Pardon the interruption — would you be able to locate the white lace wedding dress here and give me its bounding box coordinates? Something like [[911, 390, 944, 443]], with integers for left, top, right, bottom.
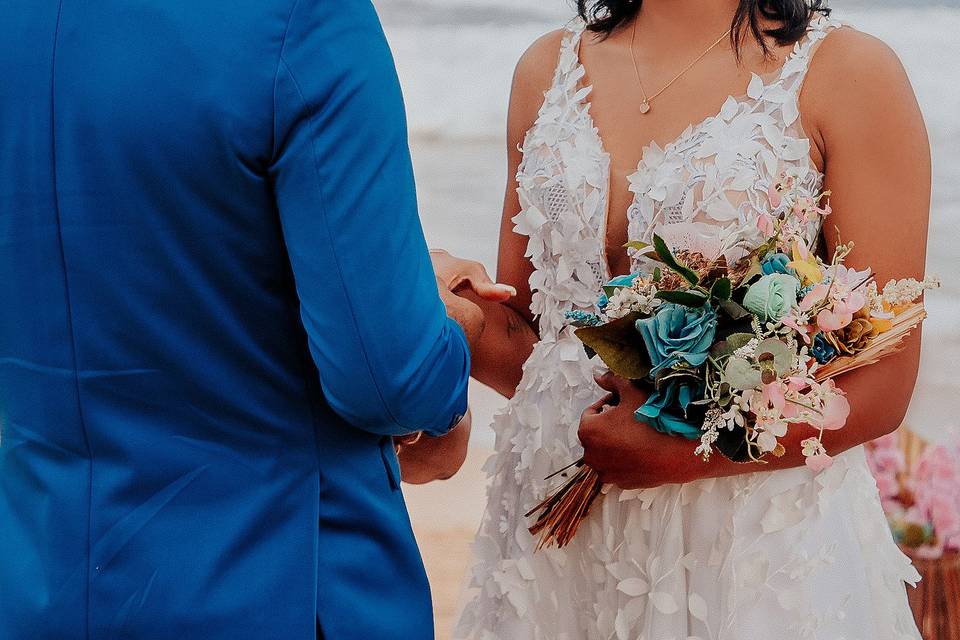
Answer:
[[455, 16, 922, 640]]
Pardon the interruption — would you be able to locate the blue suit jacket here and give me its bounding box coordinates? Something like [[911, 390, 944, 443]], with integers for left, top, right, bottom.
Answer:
[[0, 1, 471, 638]]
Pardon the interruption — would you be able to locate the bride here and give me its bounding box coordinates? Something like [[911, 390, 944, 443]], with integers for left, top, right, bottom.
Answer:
[[439, 0, 931, 638]]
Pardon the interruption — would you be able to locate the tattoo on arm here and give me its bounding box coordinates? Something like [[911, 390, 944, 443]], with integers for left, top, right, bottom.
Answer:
[[506, 311, 525, 337]]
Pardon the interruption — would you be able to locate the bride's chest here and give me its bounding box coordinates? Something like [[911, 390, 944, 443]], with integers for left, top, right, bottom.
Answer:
[[518, 96, 822, 273]]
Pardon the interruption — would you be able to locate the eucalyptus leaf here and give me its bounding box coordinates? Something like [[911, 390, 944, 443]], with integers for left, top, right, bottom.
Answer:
[[725, 333, 756, 351], [724, 356, 763, 390], [709, 340, 736, 359], [756, 338, 794, 376], [655, 289, 708, 308], [624, 240, 651, 252], [574, 312, 651, 380], [652, 234, 700, 286]]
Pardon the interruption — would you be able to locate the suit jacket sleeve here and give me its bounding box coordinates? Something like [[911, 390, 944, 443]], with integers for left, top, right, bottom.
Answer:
[[269, 0, 470, 437]]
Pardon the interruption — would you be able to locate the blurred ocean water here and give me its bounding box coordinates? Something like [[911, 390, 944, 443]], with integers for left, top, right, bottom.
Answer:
[[374, 0, 960, 442]]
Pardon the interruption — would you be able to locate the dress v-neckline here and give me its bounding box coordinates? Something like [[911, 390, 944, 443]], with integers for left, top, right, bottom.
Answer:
[[569, 24, 818, 280]]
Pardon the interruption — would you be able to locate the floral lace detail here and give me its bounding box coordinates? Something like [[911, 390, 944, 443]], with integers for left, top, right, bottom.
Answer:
[[455, 16, 922, 640], [626, 16, 831, 269]]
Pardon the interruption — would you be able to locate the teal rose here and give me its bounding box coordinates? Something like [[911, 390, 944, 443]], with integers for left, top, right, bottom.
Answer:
[[742, 273, 801, 322], [761, 252, 796, 277], [636, 377, 705, 440], [635, 303, 717, 377]]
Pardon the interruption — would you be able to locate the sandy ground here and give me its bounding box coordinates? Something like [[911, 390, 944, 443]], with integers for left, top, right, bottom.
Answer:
[[403, 382, 505, 639], [405, 447, 491, 640]]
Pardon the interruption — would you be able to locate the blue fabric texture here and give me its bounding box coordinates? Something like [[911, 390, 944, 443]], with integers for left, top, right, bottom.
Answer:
[[0, 1, 469, 638]]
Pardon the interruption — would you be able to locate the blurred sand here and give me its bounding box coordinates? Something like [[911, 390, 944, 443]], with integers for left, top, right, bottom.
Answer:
[[402, 383, 505, 639], [404, 448, 490, 640]]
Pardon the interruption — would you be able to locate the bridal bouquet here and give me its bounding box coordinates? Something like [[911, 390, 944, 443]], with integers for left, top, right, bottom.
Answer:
[[528, 172, 939, 549]]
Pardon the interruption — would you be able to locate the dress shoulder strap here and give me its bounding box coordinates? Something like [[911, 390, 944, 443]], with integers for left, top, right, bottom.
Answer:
[[535, 19, 591, 119], [777, 13, 845, 96]]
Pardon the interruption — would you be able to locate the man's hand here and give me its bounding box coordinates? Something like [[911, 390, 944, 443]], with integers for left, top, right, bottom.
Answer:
[[396, 409, 472, 484], [430, 250, 515, 347], [579, 373, 697, 490]]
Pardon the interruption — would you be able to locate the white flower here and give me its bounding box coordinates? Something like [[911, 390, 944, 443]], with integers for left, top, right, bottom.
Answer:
[[801, 437, 825, 458], [734, 338, 760, 360], [604, 279, 661, 319], [880, 276, 941, 307]]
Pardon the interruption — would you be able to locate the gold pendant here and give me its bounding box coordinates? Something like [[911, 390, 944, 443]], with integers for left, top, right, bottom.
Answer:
[[639, 101, 651, 114]]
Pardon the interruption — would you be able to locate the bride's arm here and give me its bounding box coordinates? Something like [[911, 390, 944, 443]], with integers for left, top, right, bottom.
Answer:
[[448, 31, 567, 398], [578, 29, 932, 489]]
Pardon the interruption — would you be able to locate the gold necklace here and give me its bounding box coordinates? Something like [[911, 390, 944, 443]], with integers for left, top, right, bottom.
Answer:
[[630, 20, 733, 114]]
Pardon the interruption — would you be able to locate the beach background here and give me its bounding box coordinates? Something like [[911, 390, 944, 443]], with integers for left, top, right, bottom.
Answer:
[[372, 1, 960, 636]]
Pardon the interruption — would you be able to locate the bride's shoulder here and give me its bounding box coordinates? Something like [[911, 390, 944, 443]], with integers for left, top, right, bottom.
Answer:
[[810, 24, 907, 82], [805, 24, 912, 103], [512, 28, 569, 91], [505, 28, 570, 123], [802, 23, 920, 138]]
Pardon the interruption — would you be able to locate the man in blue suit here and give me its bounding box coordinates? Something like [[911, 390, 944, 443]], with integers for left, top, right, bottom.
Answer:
[[0, 1, 500, 638]]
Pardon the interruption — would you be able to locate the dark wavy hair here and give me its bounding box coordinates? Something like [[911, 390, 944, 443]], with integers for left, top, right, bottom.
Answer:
[[577, 0, 831, 57]]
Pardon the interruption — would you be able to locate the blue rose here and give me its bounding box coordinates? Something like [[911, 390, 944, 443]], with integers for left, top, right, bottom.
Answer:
[[605, 273, 641, 289], [635, 303, 717, 378], [761, 252, 797, 276], [811, 333, 837, 365], [635, 377, 704, 440]]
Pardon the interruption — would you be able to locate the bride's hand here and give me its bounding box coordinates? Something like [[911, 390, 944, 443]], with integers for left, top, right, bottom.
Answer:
[[430, 249, 516, 302], [431, 249, 517, 346], [578, 373, 698, 490]]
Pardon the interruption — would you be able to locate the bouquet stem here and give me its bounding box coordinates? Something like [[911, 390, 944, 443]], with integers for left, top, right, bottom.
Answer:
[[526, 461, 603, 550]]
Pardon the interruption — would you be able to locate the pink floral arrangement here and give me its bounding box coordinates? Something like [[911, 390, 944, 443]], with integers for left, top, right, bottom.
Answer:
[[867, 430, 960, 559]]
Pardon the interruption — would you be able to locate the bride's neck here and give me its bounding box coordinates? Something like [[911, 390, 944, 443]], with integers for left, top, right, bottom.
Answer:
[[634, 0, 741, 41]]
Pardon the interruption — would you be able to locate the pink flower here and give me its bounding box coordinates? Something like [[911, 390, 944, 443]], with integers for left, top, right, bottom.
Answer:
[[762, 381, 787, 413], [757, 213, 775, 236], [799, 284, 828, 312], [817, 392, 850, 430], [806, 453, 834, 473], [782, 314, 812, 344], [816, 308, 853, 331], [767, 183, 783, 209]]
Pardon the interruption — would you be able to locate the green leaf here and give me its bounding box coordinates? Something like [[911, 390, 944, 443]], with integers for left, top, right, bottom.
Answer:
[[709, 332, 754, 360], [624, 241, 651, 252], [574, 312, 651, 380], [710, 277, 732, 301], [715, 425, 756, 463], [718, 299, 753, 321], [652, 234, 699, 286], [733, 255, 764, 288], [655, 289, 708, 308], [653, 267, 662, 282]]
